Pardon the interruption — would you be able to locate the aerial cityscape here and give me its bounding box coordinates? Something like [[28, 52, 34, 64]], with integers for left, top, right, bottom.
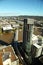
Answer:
[[0, 0, 43, 65]]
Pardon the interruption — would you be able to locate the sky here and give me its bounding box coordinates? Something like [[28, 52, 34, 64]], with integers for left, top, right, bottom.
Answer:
[[0, 0, 43, 16]]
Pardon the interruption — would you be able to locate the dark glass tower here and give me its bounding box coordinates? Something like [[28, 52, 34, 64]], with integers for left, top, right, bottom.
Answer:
[[23, 19, 34, 64]]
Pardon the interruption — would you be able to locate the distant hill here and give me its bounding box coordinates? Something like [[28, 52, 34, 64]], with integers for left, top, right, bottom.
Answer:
[[0, 16, 43, 21], [18, 16, 43, 21]]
